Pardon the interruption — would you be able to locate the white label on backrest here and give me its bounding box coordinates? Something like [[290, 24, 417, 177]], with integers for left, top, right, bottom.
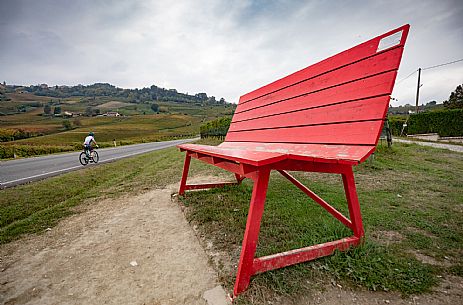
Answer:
[[377, 30, 403, 52]]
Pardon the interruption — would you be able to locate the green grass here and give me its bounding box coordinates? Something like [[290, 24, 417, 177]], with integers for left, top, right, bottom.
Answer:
[[180, 142, 463, 303]]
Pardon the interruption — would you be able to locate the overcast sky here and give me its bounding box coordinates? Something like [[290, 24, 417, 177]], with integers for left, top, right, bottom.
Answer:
[[1, 0, 462, 106]]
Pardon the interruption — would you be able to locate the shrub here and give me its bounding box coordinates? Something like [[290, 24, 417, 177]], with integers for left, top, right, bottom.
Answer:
[[0, 128, 44, 142], [0, 144, 75, 159], [200, 116, 232, 139], [408, 109, 463, 137], [388, 116, 408, 136], [151, 103, 159, 113], [54, 106, 62, 115], [62, 120, 72, 130], [43, 104, 51, 115]]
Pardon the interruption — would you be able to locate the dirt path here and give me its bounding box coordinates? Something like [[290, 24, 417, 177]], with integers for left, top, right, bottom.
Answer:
[[393, 138, 463, 153], [0, 188, 228, 305]]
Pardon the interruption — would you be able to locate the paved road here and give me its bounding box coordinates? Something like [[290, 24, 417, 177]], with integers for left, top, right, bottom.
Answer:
[[0, 138, 197, 189], [393, 138, 463, 153]]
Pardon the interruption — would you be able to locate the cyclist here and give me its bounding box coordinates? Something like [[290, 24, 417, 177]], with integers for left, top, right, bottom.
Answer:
[[83, 132, 98, 157]]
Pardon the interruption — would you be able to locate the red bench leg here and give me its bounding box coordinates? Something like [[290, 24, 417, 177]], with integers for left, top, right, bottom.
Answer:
[[235, 173, 245, 184], [179, 153, 191, 196], [342, 168, 365, 239], [234, 169, 271, 296], [179, 154, 246, 196]]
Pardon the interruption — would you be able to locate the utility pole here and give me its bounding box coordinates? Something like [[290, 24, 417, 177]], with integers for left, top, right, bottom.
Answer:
[[415, 68, 421, 113]]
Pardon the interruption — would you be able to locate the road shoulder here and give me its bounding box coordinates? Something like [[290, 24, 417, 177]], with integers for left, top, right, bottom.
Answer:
[[0, 187, 226, 305]]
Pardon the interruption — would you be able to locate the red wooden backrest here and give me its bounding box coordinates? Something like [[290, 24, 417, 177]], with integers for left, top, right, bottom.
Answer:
[[225, 25, 409, 146]]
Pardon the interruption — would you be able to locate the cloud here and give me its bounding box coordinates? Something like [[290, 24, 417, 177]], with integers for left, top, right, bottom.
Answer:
[[0, 0, 462, 105]]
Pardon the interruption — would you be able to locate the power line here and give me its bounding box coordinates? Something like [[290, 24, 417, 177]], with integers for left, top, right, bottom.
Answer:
[[396, 69, 418, 84], [422, 58, 463, 71], [395, 58, 463, 85]]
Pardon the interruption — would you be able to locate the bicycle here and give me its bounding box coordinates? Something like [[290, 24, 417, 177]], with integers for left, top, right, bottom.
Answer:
[[79, 146, 99, 166]]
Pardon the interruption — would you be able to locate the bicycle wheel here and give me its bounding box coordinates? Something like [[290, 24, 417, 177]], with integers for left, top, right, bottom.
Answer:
[[79, 152, 88, 166], [91, 151, 99, 163]]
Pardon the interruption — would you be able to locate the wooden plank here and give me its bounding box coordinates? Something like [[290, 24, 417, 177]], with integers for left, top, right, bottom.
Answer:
[[229, 96, 389, 132], [185, 182, 239, 190], [232, 71, 396, 123], [252, 236, 360, 274], [235, 48, 403, 114], [240, 24, 409, 104], [177, 144, 286, 166], [225, 120, 384, 145]]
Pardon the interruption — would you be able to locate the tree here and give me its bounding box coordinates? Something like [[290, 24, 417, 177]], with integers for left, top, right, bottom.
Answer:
[[85, 106, 93, 116], [151, 103, 159, 113], [207, 96, 217, 104], [53, 106, 62, 115], [44, 104, 52, 115], [17, 105, 27, 112], [444, 84, 463, 109], [195, 93, 208, 100], [62, 120, 72, 130], [0, 87, 10, 101]]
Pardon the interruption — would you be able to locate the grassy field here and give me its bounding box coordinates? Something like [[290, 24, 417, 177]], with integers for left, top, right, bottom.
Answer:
[[1, 141, 462, 304], [9, 114, 198, 145], [0, 92, 234, 158], [0, 113, 200, 158]]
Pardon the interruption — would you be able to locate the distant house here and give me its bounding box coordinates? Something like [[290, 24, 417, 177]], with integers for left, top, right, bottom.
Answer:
[[105, 111, 120, 117]]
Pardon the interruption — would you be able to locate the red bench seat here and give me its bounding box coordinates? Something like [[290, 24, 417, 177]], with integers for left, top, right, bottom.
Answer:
[[179, 142, 375, 165]]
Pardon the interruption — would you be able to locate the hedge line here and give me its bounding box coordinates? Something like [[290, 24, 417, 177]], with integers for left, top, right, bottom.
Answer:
[[388, 109, 463, 137], [388, 116, 408, 136], [0, 128, 44, 142], [0, 144, 76, 159], [408, 109, 463, 137]]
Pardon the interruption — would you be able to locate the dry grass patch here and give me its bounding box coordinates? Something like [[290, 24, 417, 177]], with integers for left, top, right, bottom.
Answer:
[[96, 101, 132, 109]]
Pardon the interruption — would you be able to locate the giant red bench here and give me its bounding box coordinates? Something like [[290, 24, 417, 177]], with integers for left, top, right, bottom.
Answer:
[[178, 25, 409, 296]]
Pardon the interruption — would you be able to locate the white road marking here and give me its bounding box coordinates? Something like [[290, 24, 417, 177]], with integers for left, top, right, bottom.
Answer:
[[2, 165, 83, 185]]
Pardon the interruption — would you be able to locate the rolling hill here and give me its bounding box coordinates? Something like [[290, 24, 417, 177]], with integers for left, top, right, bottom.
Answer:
[[0, 83, 235, 158]]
